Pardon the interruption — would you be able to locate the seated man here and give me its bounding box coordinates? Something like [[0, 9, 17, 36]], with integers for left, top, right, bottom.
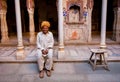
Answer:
[[36, 21, 54, 78]]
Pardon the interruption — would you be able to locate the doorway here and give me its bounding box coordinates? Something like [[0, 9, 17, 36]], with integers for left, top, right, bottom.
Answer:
[[35, 0, 58, 38]]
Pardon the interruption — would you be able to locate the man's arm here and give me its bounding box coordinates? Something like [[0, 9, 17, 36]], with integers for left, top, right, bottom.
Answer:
[[36, 33, 44, 50], [47, 33, 54, 49]]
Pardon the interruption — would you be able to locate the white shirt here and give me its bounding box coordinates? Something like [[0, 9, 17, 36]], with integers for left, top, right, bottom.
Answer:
[[37, 31, 54, 50]]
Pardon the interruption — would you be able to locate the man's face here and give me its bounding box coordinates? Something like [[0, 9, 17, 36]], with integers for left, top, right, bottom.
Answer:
[[42, 26, 49, 34]]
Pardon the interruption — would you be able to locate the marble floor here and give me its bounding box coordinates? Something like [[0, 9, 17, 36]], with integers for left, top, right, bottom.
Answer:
[[0, 44, 119, 62]]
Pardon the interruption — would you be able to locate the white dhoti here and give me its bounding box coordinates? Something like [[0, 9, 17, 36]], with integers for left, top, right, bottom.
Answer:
[[37, 49, 53, 71]]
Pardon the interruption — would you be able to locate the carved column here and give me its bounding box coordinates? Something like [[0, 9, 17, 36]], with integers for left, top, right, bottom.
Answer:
[[113, 8, 120, 42], [87, 9, 92, 42], [15, 0, 25, 60], [87, 0, 94, 42], [113, 8, 117, 41], [27, 0, 35, 44], [0, 0, 9, 43], [113, 0, 120, 42]]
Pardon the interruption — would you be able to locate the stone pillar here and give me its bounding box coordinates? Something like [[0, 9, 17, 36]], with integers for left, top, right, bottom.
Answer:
[[27, 0, 35, 44], [87, 0, 94, 42], [113, 8, 117, 41], [15, 0, 25, 60], [113, 0, 120, 42], [87, 9, 92, 42], [113, 8, 120, 42], [100, 0, 108, 48], [58, 0, 65, 59], [0, 0, 9, 43], [113, 3, 120, 42]]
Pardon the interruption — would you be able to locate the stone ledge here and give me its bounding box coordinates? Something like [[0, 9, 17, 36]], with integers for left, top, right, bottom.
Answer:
[[0, 56, 120, 63]]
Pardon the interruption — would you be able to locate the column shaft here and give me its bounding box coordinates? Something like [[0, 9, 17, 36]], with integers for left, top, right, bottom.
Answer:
[[100, 0, 108, 48], [58, 0, 64, 49], [58, 0, 65, 59], [0, 12, 9, 43], [15, 0, 25, 60], [29, 12, 35, 44]]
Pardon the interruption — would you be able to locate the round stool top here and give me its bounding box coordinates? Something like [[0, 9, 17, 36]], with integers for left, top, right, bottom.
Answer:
[[90, 49, 107, 53]]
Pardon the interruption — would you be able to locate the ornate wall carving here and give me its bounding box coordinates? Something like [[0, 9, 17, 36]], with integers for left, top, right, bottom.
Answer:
[[66, 0, 83, 23], [63, 0, 93, 43]]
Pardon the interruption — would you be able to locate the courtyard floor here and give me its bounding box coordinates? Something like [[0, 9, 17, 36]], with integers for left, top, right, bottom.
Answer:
[[0, 34, 120, 82], [0, 62, 120, 82]]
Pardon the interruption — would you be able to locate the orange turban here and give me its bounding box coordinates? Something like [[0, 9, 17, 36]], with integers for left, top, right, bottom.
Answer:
[[41, 21, 50, 28]]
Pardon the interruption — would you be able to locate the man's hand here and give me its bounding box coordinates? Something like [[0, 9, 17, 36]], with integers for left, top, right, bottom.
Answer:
[[42, 50, 46, 55], [45, 49, 48, 54], [41, 49, 48, 55]]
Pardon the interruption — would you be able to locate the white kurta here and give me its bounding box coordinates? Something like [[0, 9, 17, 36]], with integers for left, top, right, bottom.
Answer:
[[37, 31, 54, 50], [36, 31, 54, 71]]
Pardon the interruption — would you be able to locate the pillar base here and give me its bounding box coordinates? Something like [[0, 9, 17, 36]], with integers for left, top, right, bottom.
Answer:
[[58, 50, 65, 59], [29, 37, 36, 44], [58, 47, 65, 59], [16, 48, 25, 60], [100, 44, 107, 49], [88, 37, 92, 43], [29, 32, 36, 44], [1, 38, 9, 43]]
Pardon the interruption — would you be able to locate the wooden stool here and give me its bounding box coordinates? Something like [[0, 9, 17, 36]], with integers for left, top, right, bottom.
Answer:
[[89, 49, 109, 71]]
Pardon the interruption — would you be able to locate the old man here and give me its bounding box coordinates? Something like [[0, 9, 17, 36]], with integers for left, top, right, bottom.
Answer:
[[36, 21, 54, 78]]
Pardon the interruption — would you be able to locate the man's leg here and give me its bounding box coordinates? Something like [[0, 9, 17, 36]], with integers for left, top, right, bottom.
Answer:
[[37, 49, 45, 78], [45, 49, 53, 77], [45, 49, 53, 70]]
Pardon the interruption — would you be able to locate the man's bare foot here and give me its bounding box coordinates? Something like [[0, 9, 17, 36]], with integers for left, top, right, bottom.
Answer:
[[46, 70, 51, 77], [39, 70, 44, 78]]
